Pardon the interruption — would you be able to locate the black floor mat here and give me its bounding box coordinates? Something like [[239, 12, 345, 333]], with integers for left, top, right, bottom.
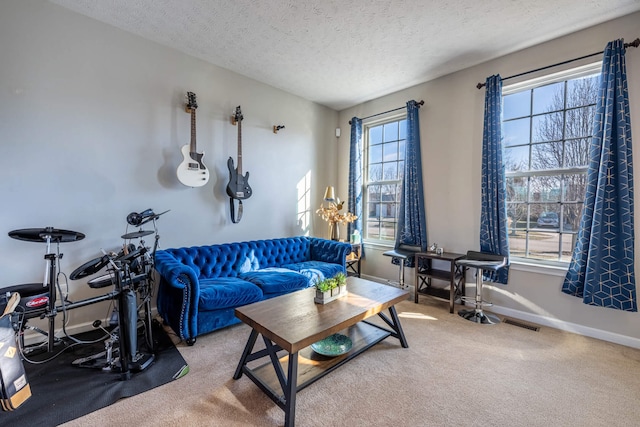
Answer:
[[0, 320, 188, 426]]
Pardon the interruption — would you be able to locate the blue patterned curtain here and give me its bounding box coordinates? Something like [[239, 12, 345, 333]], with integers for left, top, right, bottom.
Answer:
[[480, 75, 510, 284], [394, 100, 427, 266], [347, 118, 364, 244], [562, 39, 636, 312]]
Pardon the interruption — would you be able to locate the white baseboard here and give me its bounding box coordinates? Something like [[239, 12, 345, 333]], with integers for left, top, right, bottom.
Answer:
[[21, 308, 158, 347], [489, 305, 640, 349], [22, 320, 99, 346], [362, 274, 640, 349]]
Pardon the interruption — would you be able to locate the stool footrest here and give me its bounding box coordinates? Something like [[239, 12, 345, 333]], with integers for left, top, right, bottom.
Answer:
[[460, 296, 493, 307], [458, 309, 500, 325]]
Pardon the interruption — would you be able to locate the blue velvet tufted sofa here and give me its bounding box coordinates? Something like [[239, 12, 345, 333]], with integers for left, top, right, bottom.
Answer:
[[154, 236, 351, 345]]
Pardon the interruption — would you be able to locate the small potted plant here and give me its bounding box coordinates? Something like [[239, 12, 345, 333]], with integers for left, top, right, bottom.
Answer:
[[314, 272, 348, 304]]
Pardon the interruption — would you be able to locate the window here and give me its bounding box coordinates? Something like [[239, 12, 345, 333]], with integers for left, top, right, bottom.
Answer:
[[364, 117, 406, 242], [503, 64, 600, 264]]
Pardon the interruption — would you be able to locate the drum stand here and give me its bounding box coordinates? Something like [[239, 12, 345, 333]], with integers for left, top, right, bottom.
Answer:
[[71, 257, 155, 379]]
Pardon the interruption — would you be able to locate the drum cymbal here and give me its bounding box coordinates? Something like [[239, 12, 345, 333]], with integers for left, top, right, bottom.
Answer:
[[70, 255, 110, 280], [121, 230, 154, 239], [9, 227, 85, 243]]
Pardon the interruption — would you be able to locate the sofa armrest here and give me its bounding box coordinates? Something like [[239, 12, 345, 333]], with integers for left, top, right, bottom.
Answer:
[[154, 250, 200, 342], [309, 237, 352, 270]]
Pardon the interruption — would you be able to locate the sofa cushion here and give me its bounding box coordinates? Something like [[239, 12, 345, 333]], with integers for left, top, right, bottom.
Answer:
[[198, 277, 263, 310], [280, 261, 344, 286], [239, 267, 310, 295]]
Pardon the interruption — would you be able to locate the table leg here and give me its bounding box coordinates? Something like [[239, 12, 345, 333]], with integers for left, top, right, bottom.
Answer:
[[284, 351, 298, 427], [388, 306, 409, 348], [233, 329, 259, 380]]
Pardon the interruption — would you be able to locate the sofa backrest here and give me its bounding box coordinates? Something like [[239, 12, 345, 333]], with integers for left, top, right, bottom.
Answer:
[[162, 237, 312, 279]]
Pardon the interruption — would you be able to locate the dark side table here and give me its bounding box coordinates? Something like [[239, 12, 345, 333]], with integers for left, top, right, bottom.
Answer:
[[415, 251, 466, 313], [345, 243, 361, 277]]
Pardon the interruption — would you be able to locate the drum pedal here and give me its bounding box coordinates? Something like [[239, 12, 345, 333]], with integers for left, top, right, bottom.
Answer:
[[71, 351, 108, 368], [129, 352, 154, 372]]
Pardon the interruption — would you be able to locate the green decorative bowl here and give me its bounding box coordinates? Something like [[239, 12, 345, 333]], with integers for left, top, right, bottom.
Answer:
[[311, 333, 353, 356]]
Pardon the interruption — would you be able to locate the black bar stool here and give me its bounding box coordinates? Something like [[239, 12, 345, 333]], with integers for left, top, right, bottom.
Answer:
[[455, 251, 507, 324], [383, 245, 421, 289]]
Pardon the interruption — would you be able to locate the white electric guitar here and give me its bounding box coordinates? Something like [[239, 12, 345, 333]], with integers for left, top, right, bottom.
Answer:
[[177, 92, 209, 187]]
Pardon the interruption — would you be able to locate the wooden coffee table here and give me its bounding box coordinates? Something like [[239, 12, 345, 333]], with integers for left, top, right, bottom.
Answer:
[[233, 277, 409, 427]]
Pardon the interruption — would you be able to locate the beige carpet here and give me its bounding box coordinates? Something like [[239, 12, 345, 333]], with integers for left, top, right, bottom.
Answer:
[[62, 296, 640, 427]]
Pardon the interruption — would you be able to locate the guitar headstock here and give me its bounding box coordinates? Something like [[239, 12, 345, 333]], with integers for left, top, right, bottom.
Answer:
[[186, 92, 198, 112], [232, 106, 243, 125]]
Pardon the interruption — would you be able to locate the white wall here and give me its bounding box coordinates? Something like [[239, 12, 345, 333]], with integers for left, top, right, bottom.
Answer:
[[0, 1, 338, 331], [338, 12, 640, 347]]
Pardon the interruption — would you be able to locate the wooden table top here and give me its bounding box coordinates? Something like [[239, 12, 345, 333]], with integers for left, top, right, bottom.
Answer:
[[235, 277, 409, 354]]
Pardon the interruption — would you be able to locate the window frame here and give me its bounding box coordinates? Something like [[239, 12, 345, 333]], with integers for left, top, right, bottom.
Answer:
[[502, 62, 601, 267], [362, 113, 407, 246]]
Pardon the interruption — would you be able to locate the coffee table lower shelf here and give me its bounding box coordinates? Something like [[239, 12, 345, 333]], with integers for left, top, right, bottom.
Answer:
[[247, 322, 389, 397]]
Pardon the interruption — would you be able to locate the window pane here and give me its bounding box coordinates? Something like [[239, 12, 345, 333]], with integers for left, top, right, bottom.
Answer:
[[565, 106, 595, 138], [533, 112, 563, 142], [505, 145, 529, 172], [563, 175, 586, 202], [369, 126, 382, 144], [503, 91, 530, 119], [506, 177, 528, 202], [503, 118, 530, 147], [528, 231, 560, 261], [381, 203, 396, 220], [398, 119, 407, 140], [563, 202, 583, 232], [533, 82, 564, 115], [383, 162, 398, 180], [383, 142, 398, 161], [508, 230, 527, 258], [381, 185, 397, 203], [398, 139, 405, 160], [367, 221, 380, 239], [367, 203, 380, 220], [533, 204, 560, 229], [531, 141, 562, 170], [567, 75, 598, 108], [560, 234, 576, 262], [383, 122, 399, 142], [530, 176, 561, 202], [368, 185, 381, 201], [369, 163, 382, 182], [380, 220, 395, 240], [564, 138, 589, 167], [507, 202, 528, 230], [397, 161, 404, 181], [369, 144, 382, 163], [394, 183, 402, 203]]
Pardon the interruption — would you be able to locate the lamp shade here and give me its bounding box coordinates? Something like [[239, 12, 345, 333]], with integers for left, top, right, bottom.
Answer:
[[323, 186, 336, 202]]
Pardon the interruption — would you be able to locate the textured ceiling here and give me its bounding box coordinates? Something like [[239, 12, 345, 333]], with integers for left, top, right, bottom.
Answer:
[[48, 0, 640, 111]]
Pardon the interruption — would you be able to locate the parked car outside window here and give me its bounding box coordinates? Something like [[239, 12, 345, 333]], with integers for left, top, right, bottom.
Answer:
[[537, 212, 559, 228]]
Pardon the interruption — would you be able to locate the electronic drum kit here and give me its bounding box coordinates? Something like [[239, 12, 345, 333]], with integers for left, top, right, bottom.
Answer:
[[2, 209, 169, 380]]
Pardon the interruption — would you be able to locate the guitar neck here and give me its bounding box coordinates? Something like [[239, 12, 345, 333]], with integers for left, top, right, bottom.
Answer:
[[190, 109, 196, 152], [236, 119, 242, 174]]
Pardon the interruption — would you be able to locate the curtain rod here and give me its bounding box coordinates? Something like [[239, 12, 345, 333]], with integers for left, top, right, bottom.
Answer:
[[348, 100, 424, 125], [476, 37, 640, 89]]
